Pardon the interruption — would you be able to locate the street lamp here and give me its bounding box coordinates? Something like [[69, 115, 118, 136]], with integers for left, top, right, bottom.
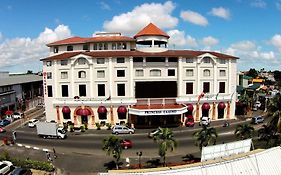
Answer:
[[136, 151, 142, 168]]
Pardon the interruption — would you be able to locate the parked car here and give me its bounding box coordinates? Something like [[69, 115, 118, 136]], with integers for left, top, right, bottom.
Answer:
[[255, 101, 261, 108], [28, 119, 39, 128], [120, 139, 133, 149], [0, 160, 13, 175], [0, 127, 6, 133], [112, 125, 135, 135], [199, 116, 210, 126], [148, 127, 161, 138], [10, 167, 32, 175], [0, 119, 11, 127], [185, 115, 195, 127], [251, 116, 264, 124], [13, 112, 23, 120]]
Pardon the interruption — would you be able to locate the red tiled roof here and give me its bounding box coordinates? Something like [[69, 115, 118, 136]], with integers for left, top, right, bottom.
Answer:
[[41, 50, 238, 61], [47, 36, 135, 46], [134, 23, 170, 39], [131, 104, 185, 110]]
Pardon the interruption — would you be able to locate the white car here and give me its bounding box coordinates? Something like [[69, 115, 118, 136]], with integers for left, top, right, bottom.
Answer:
[[28, 119, 39, 128], [112, 125, 135, 135], [13, 112, 23, 119], [0, 160, 13, 175]]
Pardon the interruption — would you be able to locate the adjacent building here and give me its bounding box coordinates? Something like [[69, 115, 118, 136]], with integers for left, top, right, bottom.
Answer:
[[41, 23, 238, 129]]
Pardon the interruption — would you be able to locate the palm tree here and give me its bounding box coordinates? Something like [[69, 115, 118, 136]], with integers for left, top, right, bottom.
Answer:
[[102, 135, 123, 169], [258, 124, 275, 148], [267, 93, 281, 133], [193, 126, 218, 150], [234, 124, 254, 140], [152, 127, 177, 166], [239, 90, 252, 113]]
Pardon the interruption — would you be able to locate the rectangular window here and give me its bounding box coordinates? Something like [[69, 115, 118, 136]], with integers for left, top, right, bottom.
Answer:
[[99, 43, 103, 50], [117, 57, 125, 63], [46, 61, 52, 66], [186, 58, 194, 63], [219, 82, 225, 93], [104, 43, 108, 50], [61, 85, 69, 97], [203, 82, 210, 93], [98, 84, 105, 96], [168, 57, 178, 62], [150, 69, 161, 76], [219, 59, 226, 64], [203, 69, 211, 76], [117, 84, 125, 96], [186, 69, 194, 76], [83, 44, 89, 50], [135, 69, 144, 77], [117, 70, 125, 77], [79, 85, 86, 97], [93, 43, 98, 50], [53, 47, 59, 53], [220, 70, 226, 76], [122, 43, 127, 49], [168, 69, 175, 76], [47, 86, 53, 97], [61, 60, 68, 66], [47, 72, 52, 79], [97, 70, 105, 78], [133, 57, 143, 62], [97, 58, 105, 64], [186, 83, 193, 94], [67, 45, 73, 51], [61, 72, 68, 79]]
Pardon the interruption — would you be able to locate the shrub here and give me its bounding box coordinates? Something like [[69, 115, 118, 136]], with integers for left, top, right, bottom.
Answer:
[[95, 122, 101, 130], [106, 123, 112, 130], [80, 125, 85, 132], [69, 124, 74, 132]]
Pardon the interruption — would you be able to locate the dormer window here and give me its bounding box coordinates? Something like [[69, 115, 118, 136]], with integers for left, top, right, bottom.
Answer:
[[61, 60, 68, 66], [67, 45, 73, 51], [78, 57, 87, 65], [53, 46, 59, 53]]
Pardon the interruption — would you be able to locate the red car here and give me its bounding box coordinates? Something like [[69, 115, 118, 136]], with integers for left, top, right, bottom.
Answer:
[[185, 115, 195, 127], [0, 127, 6, 133], [120, 139, 132, 149]]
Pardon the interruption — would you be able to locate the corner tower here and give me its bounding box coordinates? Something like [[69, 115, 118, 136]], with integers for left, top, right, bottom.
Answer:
[[134, 23, 169, 52]]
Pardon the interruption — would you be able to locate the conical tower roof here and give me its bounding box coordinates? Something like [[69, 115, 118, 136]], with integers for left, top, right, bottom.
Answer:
[[134, 23, 170, 39]]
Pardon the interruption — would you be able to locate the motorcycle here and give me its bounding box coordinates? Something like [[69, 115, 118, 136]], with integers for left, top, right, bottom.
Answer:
[[223, 121, 230, 127]]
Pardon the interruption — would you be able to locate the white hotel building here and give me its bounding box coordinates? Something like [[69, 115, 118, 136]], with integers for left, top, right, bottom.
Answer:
[[41, 23, 237, 129]]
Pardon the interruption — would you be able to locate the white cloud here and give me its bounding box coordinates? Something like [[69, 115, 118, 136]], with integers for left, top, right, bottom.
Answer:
[[0, 25, 72, 69], [180, 10, 208, 26], [103, 1, 178, 35], [230, 40, 256, 51], [269, 34, 281, 52], [250, 0, 267, 8], [167, 29, 198, 48], [99, 1, 111, 10], [209, 7, 230, 20], [201, 36, 219, 48]]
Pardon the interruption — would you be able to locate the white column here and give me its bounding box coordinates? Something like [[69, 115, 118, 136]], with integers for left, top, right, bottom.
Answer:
[[228, 60, 231, 94], [177, 57, 183, 97], [213, 62, 217, 94], [196, 61, 201, 94], [71, 64, 75, 97], [108, 57, 113, 97], [54, 61, 59, 97], [129, 57, 134, 98], [89, 63, 93, 97]]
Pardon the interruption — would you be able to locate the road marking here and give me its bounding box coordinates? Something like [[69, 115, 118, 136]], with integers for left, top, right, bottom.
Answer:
[[33, 147, 39, 150], [43, 148, 49, 152], [17, 143, 23, 147], [25, 145, 31, 148]]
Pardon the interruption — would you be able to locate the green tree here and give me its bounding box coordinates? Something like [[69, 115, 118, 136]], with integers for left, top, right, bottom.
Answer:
[[102, 136, 123, 169], [239, 90, 252, 113], [246, 68, 258, 78], [193, 126, 218, 150], [258, 124, 275, 148], [152, 127, 177, 166], [267, 93, 281, 133], [234, 124, 254, 140]]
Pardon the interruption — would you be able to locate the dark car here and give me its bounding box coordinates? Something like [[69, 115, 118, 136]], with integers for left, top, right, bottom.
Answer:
[[120, 139, 133, 149], [10, 167, 32, 175], [0, 119, 11, 127]]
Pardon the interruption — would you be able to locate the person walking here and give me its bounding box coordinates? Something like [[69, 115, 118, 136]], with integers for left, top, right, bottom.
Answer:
[[53, 148, 57, 159], [46, 151, 52, 162], [12, 130, 17, 142]]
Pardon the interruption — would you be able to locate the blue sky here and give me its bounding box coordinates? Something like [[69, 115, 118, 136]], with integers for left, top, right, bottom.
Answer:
[[0, 0, 281, 73]]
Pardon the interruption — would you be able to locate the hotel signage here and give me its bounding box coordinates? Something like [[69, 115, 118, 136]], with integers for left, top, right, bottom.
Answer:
[[129, 108, 187, 116]]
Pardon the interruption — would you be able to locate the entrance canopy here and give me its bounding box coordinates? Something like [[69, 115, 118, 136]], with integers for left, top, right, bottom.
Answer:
[[129, 104, 187, 116]]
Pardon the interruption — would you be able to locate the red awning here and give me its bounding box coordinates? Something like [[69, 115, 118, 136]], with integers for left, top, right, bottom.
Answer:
[[117, 106, 127, 113], [62, 106, 71, 113], [186, 104, 194, 111], [79, 109, 90, 116], [218, 102, 226, 109], [5, 110, 13, 115], [202, 103, 210, 110], [97, 106, 107, 114]]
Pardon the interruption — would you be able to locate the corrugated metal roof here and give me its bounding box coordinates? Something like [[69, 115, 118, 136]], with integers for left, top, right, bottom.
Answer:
[[102, 146, 281, 175], [0, 74, 43, 86]]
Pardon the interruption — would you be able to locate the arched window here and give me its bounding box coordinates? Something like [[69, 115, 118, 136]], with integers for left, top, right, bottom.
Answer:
[[77, 57, 87, 65], [203, 69, 211, 76], [202, 56, 211, 63], [150, 69, 161, 76], [78, 71, 86, 78]]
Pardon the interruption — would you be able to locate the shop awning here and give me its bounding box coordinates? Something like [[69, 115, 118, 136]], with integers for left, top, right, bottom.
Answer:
[[62, 106, 71, 113], [202, 103, 210, 110], [117, 106, 127, 113], [97, 106, 107, 114]]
